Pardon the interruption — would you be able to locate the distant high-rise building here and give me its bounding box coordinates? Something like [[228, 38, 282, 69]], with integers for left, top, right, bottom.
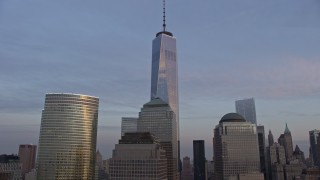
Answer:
[[181, 156, 193, 180], [214, 113, 262, 180], [268, 143, 286, 166], [193, 140, 206, 180], [267, 143, 286, 180], [292, 145, 306, 166], [121, 117, 138, 136], [257, 125, 268, 180], [25, 169, 36, 180], [108, 132, 168, 180], [268, 130, 275, 146], [283, 163, 302, 180], [278, 123, 294, 163], [95, 150, 107, 180], [137, 98, 178, 180], [235, 98, 257, 124], [309, 129, 320, 166], [0, 154, 21, 180], [37, 93, 99, 179], [318, 132, 320, 167], [18, 144, 36, 180]]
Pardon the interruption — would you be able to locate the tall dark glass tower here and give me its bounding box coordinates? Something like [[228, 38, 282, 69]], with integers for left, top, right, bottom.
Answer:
[[309, 129, 320, 166], [193, 140, 206, 180]]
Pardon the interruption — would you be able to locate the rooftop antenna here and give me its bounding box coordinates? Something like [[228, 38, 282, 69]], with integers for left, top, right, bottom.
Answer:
[[163, 0, 166, 32]]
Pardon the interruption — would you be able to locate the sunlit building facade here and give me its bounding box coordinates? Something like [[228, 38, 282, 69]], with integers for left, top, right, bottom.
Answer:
[[137, 98, 178, 180], [150, 31, 179, 140], [37, 93, 99, 180]]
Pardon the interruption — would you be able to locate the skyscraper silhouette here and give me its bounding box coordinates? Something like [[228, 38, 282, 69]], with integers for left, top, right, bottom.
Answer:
[[193, 140, 206, 180], [309, 129, 320, 166], [278, 123, 293, 163], [37, 93, 99, 179]]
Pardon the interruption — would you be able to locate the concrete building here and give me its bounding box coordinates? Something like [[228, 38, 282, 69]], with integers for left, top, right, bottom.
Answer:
[[193, 140, 206, 180], [267, 143, 286, 180], [108, 132, 167, 180], [293, 145, 306, 167], [18, 144, 36, 179], [309, 129, 320, 167], [318, 133, 320, 167], [0, 154, 21, 180], [229, 172, 264, 180], [235, 98, 257, 124], [37, 93, 99, 180], [268, 143, 286, 166], [268, 130, 275, 146], [214, 113, 262, 180], [95, 150, 108, 180], [121, 117, 138, 136], [278, 123, 294, 163], [25, 169, 36, 180], [257, 125, 268, 180], [181, 156, 193, 180], [271, 164, 285, 180], [137, 98, 178, 180], [301, 168, 320, 180], [206, 160, 214, 180], [284, 163, 303, 180]]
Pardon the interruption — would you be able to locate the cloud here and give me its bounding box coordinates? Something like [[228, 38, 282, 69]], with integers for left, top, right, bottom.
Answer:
[[181, 57, 320, 99]]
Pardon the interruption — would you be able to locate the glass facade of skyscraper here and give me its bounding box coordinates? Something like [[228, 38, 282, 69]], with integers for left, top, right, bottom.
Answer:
[[37, 93, 99, 180], [150, 33, 179, 140], [235, 98, 257, 124], [121, 117, 138, 136], [309, 129, 320, 166]]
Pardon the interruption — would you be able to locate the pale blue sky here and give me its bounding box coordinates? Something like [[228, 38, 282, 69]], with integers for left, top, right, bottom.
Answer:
[[0, 0, 319, 159]]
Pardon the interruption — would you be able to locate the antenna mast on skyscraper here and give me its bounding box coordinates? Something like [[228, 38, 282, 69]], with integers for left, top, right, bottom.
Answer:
[[156, 0, 172, 37], [163, 0, 166, 32]]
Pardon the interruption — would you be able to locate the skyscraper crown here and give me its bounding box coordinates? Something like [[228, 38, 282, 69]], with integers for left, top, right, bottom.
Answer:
[[284, 123, 291, 134]]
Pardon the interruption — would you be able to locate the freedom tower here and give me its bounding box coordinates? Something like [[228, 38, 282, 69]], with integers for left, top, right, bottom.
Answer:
[[151, 1, 179, 141], [150, 0, 180, 172]]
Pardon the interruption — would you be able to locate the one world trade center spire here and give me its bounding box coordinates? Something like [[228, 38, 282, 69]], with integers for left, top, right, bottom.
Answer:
[[150, 0, 179, 141]]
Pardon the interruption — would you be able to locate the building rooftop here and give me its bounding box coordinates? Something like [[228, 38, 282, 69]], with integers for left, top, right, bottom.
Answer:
[[219, 113, 246, 123], [143, 98, 169, 108], [0, 154, 19, 163]]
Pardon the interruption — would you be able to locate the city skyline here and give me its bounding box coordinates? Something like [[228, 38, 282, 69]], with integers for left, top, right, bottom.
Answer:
[[1, 0, 320, 159]]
